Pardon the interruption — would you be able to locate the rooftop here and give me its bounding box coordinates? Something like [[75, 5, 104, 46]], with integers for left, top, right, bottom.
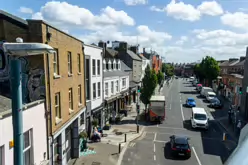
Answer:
[[120, 61, 132, 71], [126, 50, 142, 61], [104, 70, 129, 78]]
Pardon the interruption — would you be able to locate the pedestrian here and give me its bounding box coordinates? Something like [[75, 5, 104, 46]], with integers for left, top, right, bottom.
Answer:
[[237, 120, 242, 135]]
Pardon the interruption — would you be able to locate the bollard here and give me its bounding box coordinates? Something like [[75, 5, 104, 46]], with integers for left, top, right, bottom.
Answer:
[[223, 133, 226, 141], [137, 125, 139, 133], [119, 143, 121, 153], [124, 134, 127, 142]]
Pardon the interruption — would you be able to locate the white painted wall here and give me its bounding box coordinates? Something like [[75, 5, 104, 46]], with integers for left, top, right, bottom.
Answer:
[[0, 102, 47, 165], [141, 59, 150, 79], [120, 75, 129, 92], [133, 60, 142, 82], [104, 77, 120, 99], [84, 44, 103, 110]]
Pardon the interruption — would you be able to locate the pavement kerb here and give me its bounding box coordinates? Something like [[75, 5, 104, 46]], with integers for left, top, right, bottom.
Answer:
[[116, 126, 145, 165], [217, 120, 238, 143]]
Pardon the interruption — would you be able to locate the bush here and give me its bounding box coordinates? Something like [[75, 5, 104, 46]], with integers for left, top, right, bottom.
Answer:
[[79, 131, 88, 139]]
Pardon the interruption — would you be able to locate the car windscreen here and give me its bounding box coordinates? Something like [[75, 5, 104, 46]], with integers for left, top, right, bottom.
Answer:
[[194, 113, 207, 120], [174, 143, 188, 149], [208, 94, 216, 97], [188, 99, 194, 102]]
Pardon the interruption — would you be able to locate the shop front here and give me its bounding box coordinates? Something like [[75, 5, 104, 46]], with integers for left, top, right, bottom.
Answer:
[[103, 94, 120, 124]]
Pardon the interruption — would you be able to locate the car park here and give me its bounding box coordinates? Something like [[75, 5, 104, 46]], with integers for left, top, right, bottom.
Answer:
[[170, 135, 191, 158]]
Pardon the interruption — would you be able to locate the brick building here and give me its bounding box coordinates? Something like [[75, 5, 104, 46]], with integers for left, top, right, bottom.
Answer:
[[0, 10, 86, 165]]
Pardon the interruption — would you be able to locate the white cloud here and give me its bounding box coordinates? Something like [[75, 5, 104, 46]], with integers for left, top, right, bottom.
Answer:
[[19, 7, 33, 14], [123, 0, 148, 6], [221, 12, 248, 30], [165, 0, 201, 21], [197, 1, 223, 16], [31, 1, 135, 30], [150, 0, 223, 21], [175, 36, 188, 45]]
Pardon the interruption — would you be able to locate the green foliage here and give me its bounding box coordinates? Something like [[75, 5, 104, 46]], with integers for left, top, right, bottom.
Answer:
[[194, 56, 220, 82], [140, 65, 157, 106], [79, 131, 88, 139], [162, 63, 166, 73], [163, 63, 174, 77], [157, 71, 165, 85]]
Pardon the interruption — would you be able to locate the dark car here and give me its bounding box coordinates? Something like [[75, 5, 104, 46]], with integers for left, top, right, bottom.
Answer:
[[209, 98, 223, 109], [170, 135, 191, 158]]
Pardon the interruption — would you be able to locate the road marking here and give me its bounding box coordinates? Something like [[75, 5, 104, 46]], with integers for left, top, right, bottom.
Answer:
[[157, 124, 158, 127], [180, 104, 185, 121], [154, 140, 168, 143], [154, 126, 186, 130], [154, 155, 156, 161], [192, 146, 202, 165], [129, 142, 135, 147], [154, 143, 156, 152], [154, 133, 157, 141], [169, 104, 171, 110]]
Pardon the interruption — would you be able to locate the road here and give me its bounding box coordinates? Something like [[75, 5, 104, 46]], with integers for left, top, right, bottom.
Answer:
[[121, 78, 237, 165]]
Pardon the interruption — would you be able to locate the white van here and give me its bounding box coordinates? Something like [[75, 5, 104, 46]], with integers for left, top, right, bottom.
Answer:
[[206, 92, 216, 102], [191, 107, 209, 130], [200, 87, 213, 97]]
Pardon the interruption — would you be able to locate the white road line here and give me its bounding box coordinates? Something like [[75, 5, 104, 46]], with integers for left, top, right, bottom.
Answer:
[[154, 143, 156, 152], [154, 133, 157, 141], [157, 124, 158, 127], [180, 104, 185, 121], [169, 104, 171, 110], [154, 140, 168, 143], [192, 146, 202, 165], [154, 155, 156, 161], [155, 126, 186, 130]]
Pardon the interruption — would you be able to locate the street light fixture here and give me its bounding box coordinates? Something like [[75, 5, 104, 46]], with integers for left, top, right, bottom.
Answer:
[[2, 38, 54, 165]]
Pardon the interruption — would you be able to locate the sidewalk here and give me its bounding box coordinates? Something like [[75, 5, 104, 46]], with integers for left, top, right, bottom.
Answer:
[[68, 143, 119, 165]]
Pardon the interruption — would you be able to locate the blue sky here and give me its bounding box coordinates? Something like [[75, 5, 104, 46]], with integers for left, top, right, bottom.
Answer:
[[2, 0, 248, 62]]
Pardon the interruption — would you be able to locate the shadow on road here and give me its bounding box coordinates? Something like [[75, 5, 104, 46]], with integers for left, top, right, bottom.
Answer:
[[180, 91, 198, 95], [163, 142, 189, 161]]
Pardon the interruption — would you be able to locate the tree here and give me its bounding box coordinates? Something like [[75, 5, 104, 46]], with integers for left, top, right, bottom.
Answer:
[[140, 65, 157, 109], [193, 63, 205, 82], [157, 70, 165, 85], [162, 63, 166, 73], [164, 64, 174, 77], [195, 56, 220, 86]]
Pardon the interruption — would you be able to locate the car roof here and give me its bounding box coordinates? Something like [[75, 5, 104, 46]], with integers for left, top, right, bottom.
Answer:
[[174, 136, 188, 144], [192, 107, 207, 115], [187, 98, 194, 100], [207, 92, 216, 95]]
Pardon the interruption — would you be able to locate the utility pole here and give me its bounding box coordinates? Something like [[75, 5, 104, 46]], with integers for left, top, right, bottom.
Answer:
[[136, 87, 140, 133]]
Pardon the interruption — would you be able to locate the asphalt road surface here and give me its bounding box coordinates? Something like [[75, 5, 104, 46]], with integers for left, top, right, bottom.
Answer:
[[121, 78, 237, 165]]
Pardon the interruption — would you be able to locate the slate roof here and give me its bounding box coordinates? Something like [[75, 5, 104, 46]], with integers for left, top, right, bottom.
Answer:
[[219, 61, 230, 66], [127, 50, 142, 61], [106, 48, 118, 57], [234, 60, 245, 66], [120, 61, 132, 71], [104, 70, 129, 77]]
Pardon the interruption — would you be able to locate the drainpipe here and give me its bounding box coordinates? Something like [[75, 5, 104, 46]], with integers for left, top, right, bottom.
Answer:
[[45, 25, 54, 165]]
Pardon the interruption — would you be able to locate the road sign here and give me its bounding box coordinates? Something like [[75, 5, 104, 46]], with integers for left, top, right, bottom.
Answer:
[[137, 90, 140, 93]]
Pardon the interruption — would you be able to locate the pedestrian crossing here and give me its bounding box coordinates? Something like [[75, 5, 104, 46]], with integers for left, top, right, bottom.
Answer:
[[129, 142, 136, 147]]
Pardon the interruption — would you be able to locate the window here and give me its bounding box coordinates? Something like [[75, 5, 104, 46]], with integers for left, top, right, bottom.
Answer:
[[68, 52, 72, 74], [69, 88, 73, 110], [86, 59, 90, 100], [111, 62, 114, 70], [78, 85, 82, 105], [55, 93, 61, 118], [116, 63, 118, 69], [80, 112, 85, 125], [23, 130, 32, 165], [0, 145, 4, 165], [122, 78, 126, 88], [92, 59, 96, 75], [53, 136, 61, 164], [97, 82, 101, 97], [106, 62, 109, 70], [111, 81, 114, 94], [93, 83, 96, 99], [105, 82, 108, 96], [116, 81, 119, 92], [53, 48, 59, 75], [97, 60, 100, 75], [77, 54, 81, 73]]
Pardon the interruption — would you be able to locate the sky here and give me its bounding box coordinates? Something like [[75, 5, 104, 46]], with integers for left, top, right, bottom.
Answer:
[[2, 0, 248, 63]]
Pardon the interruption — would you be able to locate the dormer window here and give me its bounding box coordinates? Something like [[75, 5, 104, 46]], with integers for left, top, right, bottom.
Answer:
[[111, 62, 114, 70], [113, 60, 116, 70], [103, 59, 106, 72], [108, 60, 112, 71], [116, 62, 118, 69]]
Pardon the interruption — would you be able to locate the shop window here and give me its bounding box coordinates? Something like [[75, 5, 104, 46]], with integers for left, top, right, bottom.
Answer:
[[80, 112, 85, 125], [53, 135, 61, 165], [23, 129, 33, 165]]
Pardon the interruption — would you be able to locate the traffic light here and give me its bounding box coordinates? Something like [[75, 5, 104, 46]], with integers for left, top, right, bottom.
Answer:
[[239, 87, 242, 94]]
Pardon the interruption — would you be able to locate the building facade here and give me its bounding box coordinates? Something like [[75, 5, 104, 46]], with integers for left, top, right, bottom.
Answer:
[[0, 98, 47, 165], [84, 44, 103, 136], [0, 11, 86, 165]]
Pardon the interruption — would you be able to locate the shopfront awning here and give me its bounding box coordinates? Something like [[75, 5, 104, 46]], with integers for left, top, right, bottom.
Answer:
[[105, 94, 121, 104]]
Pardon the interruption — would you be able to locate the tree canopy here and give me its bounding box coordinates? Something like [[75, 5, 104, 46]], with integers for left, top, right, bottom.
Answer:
[[157, 70, 165, 85], [194, 56, 220, 83], [162, 63, 174, 76], [140, 65, 157, 106]]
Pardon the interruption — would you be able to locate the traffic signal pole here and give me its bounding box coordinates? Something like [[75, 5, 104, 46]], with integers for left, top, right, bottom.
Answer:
[[136, 88, 140, 133], [11, 58, 24, 165]]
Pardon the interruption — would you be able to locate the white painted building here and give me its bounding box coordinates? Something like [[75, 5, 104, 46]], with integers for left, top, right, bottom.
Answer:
[[140, 55, 150, 80], [84, 44, 103, 130], [0, 98, 48, 165], [103, 58, 129, 124]]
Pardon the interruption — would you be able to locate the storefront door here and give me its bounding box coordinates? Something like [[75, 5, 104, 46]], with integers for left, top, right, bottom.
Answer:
[[65, 127, 72, 162]]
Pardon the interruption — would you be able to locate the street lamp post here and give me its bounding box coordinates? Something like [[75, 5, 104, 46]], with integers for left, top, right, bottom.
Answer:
[[3, 38, 54, 165]]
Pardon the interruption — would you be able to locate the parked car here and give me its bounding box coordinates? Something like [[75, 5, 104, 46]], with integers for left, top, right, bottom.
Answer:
[[185, 98, 196, 107], [209, 98, 223, 109], [170, 135, 191, 158], [206, 92, 216, 102]]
